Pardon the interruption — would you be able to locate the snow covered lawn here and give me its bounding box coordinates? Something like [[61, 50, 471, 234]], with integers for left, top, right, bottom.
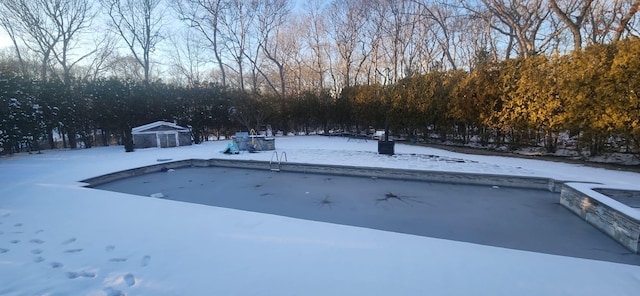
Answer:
[[1, 136, 639, 295]]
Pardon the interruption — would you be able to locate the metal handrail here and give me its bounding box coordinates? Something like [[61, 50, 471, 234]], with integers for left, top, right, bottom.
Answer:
[[270, 150, 278, 165], [269, 151, 287, 171]]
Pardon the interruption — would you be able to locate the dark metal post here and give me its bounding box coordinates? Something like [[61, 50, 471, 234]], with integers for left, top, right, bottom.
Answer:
[[384, 121, 389, 142], [378, 121, 395, 155]]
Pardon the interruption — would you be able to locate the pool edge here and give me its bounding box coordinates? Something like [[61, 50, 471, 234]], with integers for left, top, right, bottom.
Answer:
[[81, 158, 565, 192]]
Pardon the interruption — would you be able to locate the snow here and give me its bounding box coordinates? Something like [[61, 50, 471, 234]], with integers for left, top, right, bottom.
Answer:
[[1, 135, 640, 295]]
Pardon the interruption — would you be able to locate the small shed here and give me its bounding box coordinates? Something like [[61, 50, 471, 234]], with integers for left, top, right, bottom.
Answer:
[[132, 121, 192, 148]]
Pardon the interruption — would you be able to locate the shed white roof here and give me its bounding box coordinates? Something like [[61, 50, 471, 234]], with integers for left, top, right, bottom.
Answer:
[[132, 121, 190, 133]]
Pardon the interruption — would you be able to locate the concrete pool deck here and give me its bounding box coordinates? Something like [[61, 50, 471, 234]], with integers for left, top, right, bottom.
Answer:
[[91, 162, 640, 266]]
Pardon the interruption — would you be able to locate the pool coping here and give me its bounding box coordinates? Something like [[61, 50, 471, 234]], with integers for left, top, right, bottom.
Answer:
[[561, 183, 640, 253], [81, 158, 567, 192]]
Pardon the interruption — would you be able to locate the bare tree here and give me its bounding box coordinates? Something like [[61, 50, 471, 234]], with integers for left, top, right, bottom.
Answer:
[[0, 8, 28, 76], [465, 0, 556, 58], [0, 0, 56, 81], [380, 0, 406, 82], [175, 0, 228, 86], [106, 54, 146, 80], [549, 0, 594, 51], [463, 11, 499, 69], [328, 0, 386, 86], [48, 0, 96, 84], [101, 0, 165, 83], [167, 28, 209, 87], [81, 32, 119, 81], [613, 0, 640, 41], [583, 0, 630, 44], [414, 0, 462, 70], [0, 0, 96, 82], [220, 0, 260, 91], [361, 0, 388, 85], [327, 0, 366, 88], [256, 0, 292, 100], [300, 0, 330, 91], [286, 16, 307, 94]]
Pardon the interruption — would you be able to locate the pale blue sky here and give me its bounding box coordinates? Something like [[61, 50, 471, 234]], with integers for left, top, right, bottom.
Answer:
[[0, 0, 314, 51], [0, 31, 9, 49]]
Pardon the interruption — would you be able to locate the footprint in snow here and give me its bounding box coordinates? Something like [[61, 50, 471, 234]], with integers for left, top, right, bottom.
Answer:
[[105, 245, 115, 252], [104, 287, 125, 296], [141, 255, 151, 267], [10, 240, 20, 244], [123, 273, 136, 286], [0, 248, 9, 253], [64, 248, 83, 253], [29, 239, 45, 244], [108, 258, 127, 262], [66, 271, 96, 279], [62, 238, 76, 245], [49, 262, 63, 269], [33, 256, 44, 263], [31, 249, 43, 254]]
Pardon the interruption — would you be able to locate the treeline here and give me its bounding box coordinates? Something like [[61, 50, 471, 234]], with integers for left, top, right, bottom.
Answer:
[[343, 38, 640, 157], [0, 72, 245, 153], [0, 63, 339, 154], [2, 38, 639, 157]]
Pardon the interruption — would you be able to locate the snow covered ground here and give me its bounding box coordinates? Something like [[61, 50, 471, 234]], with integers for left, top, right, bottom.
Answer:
[[1, 136, 639, 296]]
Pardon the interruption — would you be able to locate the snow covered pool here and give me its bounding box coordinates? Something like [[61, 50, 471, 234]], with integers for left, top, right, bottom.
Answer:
[[92, 164, 640, 266]]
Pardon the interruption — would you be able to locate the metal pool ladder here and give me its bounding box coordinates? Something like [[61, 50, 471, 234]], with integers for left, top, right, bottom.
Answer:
[[270, 151, 287, 172]]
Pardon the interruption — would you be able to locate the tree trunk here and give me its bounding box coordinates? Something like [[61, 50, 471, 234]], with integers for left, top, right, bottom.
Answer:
[[123, 129, 134, 152], [67, 129, 77, 148], [48, 129, 55, 149]]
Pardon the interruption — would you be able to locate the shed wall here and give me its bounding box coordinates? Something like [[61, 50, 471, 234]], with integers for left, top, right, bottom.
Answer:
[[178, 132, 192, 146], [133, 134, 157, 149]]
